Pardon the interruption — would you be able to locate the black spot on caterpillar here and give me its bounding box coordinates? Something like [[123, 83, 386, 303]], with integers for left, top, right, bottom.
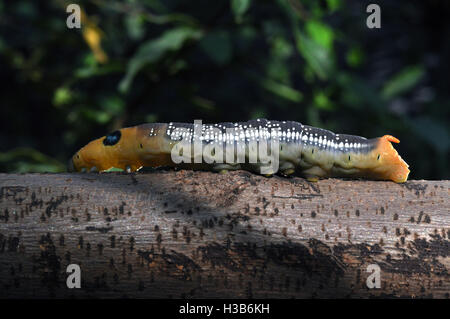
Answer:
[[103, 130, 121, 146], [69, 119, 410, 182]]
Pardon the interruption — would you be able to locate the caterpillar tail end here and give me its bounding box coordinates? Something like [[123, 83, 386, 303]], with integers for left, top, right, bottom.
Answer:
[[377, 135, 410, 183], [384, 135, 400, 144]]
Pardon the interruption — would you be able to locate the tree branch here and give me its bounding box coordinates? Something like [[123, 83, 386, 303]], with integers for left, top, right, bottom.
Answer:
[[0, 171, 448, 298]]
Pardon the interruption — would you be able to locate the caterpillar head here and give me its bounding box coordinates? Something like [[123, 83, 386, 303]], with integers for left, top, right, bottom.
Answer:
[[371, 135, 410, 183], [69, 127, 143, 172], [68, 124, 172, 173]]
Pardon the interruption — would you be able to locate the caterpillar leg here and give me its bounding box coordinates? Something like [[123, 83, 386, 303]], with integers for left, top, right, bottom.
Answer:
[[302, 166, 327, 182], [305, 175, 320, 182], [279, 161, 296, 176], [282, 168, 295, 176], [212, 163, 241, 173]]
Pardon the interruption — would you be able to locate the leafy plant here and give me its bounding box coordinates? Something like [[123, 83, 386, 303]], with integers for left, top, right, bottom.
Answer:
[[0, 0, 448, 179]]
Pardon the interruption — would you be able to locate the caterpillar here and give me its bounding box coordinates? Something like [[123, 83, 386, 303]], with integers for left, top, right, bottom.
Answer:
[[68, 119, 410, 183]]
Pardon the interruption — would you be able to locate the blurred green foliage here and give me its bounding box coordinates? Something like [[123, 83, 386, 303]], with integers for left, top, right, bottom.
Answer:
[[0, 0, 449, 179]]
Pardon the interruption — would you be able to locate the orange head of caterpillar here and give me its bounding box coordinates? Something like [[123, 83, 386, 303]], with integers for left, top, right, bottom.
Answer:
[[68, 124, 173, 173], [69, 127, 144, 172], [370, 135, 410, 183]]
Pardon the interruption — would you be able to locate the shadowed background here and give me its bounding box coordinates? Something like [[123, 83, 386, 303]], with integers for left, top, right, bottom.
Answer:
[[0, 0, 448, 179]]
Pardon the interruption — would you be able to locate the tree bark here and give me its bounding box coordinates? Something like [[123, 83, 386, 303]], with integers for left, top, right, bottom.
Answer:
[[0, 171, 448, 298]]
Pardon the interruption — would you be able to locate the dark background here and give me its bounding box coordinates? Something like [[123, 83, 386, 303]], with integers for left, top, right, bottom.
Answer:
[[0, 0, 448, 179]]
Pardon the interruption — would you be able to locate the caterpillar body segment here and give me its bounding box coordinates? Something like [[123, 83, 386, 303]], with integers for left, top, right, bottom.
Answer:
[[69, 120, 410, 183]]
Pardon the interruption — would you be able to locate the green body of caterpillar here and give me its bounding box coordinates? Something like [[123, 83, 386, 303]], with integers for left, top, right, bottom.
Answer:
[[69, 120, 410, 183]]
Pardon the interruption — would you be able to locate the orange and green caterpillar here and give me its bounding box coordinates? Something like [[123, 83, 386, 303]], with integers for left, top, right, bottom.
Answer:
[[69, 119, 410, 183]]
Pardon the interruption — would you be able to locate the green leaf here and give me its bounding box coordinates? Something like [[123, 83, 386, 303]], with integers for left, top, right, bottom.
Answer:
[[305, 20, 334, 51], [314, 91, 334, 110], [326, 0, 341, 12], [119, 27, 203, 93], [271, 36, 294, 59], [81, 108, 112, 124], [381, 65, 425, 99], [231, 0, 252, 19], [199, 30, 232, 65], [53, 87, 72, 107], [101, 96, 125, 115], [103, 167, 125, 172], [125, 13, 145, 40], [346, 47, 365, 67], [295, 31, 333, 80], [260, 78, 303, 102]]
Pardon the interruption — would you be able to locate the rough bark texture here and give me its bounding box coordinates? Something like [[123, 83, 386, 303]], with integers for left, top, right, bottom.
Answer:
[[0, 171, 448, 298]]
